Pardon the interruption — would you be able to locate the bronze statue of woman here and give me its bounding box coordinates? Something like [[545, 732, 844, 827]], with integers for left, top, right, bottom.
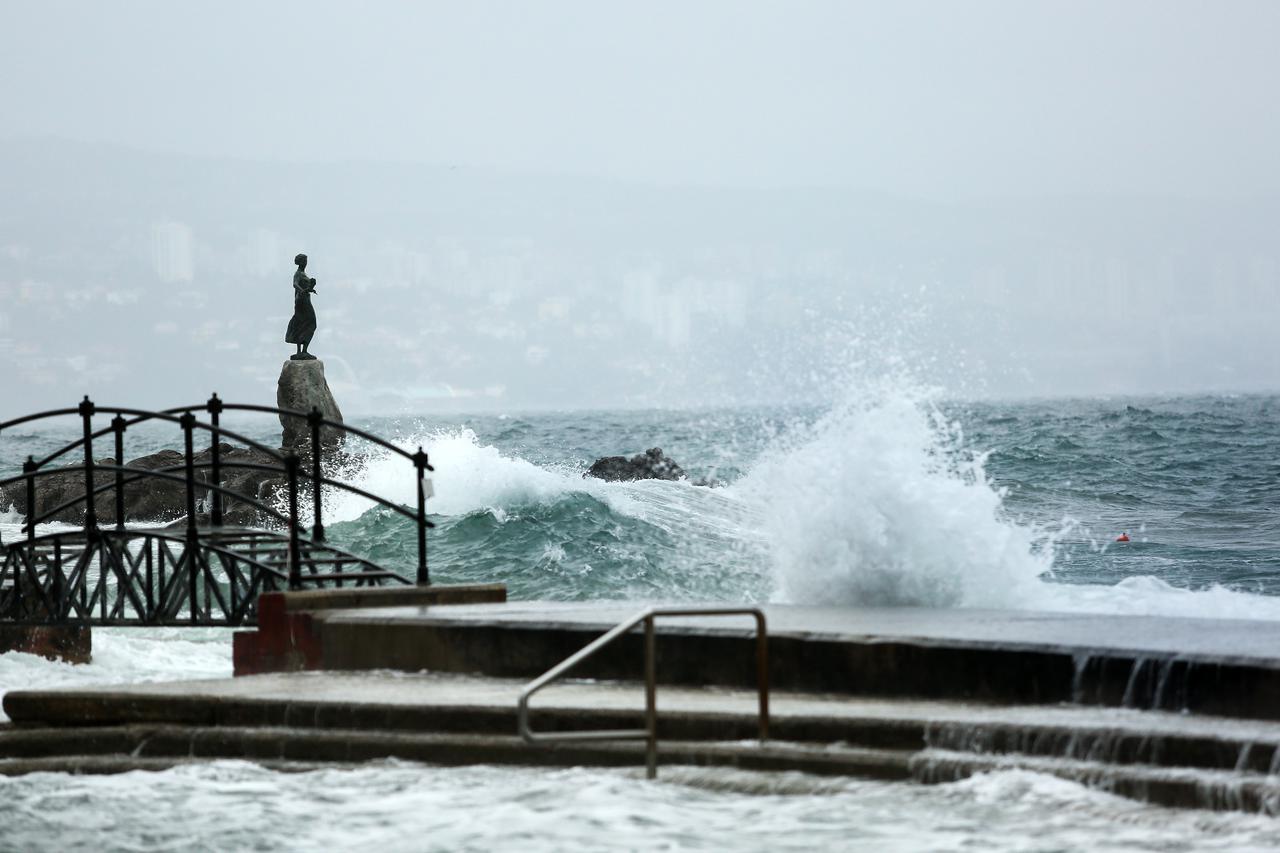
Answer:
[[286, 253, 318, 360]]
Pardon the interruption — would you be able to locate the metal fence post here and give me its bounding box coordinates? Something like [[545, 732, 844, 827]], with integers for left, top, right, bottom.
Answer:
[[181, 411, 199, 623], [112, 414, 126, 531], [412, 448, 434, 585], [180, 412, 199, 532], [78, 396, 98, 535], [644, 614, 658, 779], [308, 407, 325, 542], [23, 456, 36, 543], [285, 454, 302, 590], [756, 614, 770, 742], [206, 394, 224, 527]]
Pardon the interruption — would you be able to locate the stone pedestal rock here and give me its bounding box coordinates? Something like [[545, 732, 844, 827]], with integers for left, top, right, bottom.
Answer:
[[276, 359, 344, 450]]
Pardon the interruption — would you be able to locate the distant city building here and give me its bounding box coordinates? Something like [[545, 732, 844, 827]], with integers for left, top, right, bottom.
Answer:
[[151, 221, 194, 282]]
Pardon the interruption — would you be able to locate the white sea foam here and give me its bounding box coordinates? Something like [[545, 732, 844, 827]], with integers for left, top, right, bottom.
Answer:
[[324, 426, 763, 558], [16, 393, 1268, 621], [331, 407, 1045, 612], [0, 762, 1276, 852], [0, 627, 232, 722], [735, 380, 1280, 621], [1035, 574, 1280, 621], [321, 408, 1280, 620], [737, 380, 1051, 609], [325, 427, 638, 522]]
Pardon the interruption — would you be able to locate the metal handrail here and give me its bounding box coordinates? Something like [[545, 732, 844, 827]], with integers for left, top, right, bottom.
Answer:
[[0, 402, 420, 464], [517, 606, 768, 779], [1, 395, 436, 586]]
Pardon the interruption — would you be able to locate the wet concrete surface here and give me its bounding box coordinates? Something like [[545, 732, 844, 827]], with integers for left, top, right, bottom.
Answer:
[[12, 671, 1280, 809], [317, 602, 1280, 666], [12, 670, 1280, 745]]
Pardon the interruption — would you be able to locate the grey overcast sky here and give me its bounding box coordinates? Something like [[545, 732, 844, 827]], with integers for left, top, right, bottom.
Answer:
[[2, 1, 1279, 414], [5, 0, 1280, 199]]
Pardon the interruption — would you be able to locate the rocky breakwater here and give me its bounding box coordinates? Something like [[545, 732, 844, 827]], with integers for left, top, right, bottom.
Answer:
[[1, 359, 349, 529], [0, 444, 287, 528], [585, 447, 687, 482], [584, 447, 721, 486]]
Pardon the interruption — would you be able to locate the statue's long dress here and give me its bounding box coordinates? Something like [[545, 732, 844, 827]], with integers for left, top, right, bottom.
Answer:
[[285, 270, 317, 345]]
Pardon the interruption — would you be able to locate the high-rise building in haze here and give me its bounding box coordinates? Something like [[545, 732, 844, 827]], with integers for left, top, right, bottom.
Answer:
[[151, 221, 194, 283]]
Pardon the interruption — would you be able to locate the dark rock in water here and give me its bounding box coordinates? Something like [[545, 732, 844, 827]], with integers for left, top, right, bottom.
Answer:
[[586, 448, 686, 482], [0, 443, 288, 528], [0, 456, 170, 527], [200, 444, 290, 525], [117, 449, 188, 522]]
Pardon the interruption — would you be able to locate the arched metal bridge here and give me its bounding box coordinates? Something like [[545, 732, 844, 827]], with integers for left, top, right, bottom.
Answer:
[[0, 396, 434, 626]]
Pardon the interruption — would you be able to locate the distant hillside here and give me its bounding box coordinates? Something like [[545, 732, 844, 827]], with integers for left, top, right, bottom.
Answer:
[[0, 137, 1277, 416]]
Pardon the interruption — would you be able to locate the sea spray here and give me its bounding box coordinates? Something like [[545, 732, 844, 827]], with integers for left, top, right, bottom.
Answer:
[[321, 426, 770, 601], [0, 627, 232, 723], [191, 395, 1280, 618], [738, 379, 1052, 607], [324, 427, 620, 522]]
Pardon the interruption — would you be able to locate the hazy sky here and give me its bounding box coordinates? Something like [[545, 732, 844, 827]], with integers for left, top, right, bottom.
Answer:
[[5, 1, 1280, 199], [2, 1, 1279, 415]]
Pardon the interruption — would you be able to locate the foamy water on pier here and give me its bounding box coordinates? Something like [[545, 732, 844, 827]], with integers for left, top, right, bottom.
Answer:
[[3, 761, 1278, 852]]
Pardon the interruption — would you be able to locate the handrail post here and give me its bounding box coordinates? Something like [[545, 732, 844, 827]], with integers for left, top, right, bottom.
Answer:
[[111, 414, 126, 531], [181, 411, 199, 623], [644, 613, 658, 780], [207, 394, 224, 527], [308, 407, 325, 542], [285, 454, 302, 590], [518, 606, 769, 780], [78, 396, 98, 536], [412, 447, 434, 585], [180, 412, 199, 533], [756, 613, 769, 741], [23, 456, 36, 542]]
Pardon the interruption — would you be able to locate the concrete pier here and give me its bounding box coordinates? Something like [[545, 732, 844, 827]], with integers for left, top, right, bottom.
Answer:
[[232, 584, 506, 674], [235, 598, 1280, 720], [9, 591, 1280, 813], [8, 670, 1280, 812]]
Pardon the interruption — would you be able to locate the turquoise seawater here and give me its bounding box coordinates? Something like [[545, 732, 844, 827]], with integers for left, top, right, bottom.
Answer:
[[3, 393, 1279, 615]]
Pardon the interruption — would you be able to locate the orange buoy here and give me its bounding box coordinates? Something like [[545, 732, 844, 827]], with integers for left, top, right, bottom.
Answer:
[[1116, 532, 1130, 543]]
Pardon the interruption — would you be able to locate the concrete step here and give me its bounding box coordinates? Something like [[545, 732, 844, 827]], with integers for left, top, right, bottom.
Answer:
[[914, 748, 1280, 813], [0, 753, 329, 776], [3, 722, 1279, 815], [9, 672, 1280, 775], [0, 723, 912, 779]]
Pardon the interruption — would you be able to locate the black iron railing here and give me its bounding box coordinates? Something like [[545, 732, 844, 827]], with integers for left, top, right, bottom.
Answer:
[[0, 396, 437, 626]]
